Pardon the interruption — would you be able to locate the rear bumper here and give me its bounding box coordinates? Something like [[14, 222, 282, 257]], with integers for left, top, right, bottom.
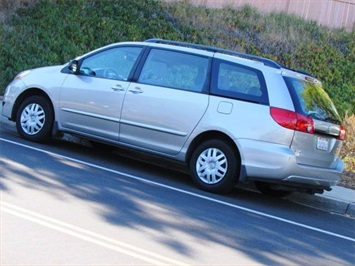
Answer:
[[280, 159, 344, 187], [238, 139, 344, 188]]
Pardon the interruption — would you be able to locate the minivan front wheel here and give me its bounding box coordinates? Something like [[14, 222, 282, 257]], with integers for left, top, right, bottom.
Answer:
[[189, 140, 239, 193], [16, 96, 54, 142]]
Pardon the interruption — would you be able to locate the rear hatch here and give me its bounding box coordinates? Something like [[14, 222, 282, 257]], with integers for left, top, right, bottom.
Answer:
[[283, 75, 345, 168]]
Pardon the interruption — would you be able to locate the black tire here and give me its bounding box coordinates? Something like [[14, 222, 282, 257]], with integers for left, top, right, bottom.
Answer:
[[16, 96, 54, 142], [255, 181, 292, 198], [189, 139, 239, 193]]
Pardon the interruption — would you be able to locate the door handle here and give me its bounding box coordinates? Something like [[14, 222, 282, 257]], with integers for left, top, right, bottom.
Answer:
[[128, 87, 143, 94], [111, 85, 125, 91]]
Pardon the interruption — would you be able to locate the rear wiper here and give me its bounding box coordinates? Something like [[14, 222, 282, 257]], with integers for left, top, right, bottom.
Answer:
[[307, 111, 340, 124], [324, 117, 340, 124]]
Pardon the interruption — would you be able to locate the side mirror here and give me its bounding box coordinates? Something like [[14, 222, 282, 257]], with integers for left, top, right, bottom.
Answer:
[[68, 60, 80, 74]]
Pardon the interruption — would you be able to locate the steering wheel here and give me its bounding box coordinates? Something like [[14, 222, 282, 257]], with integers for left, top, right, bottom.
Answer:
[[103, 68, 119, 79], [103, 68, 126, 80]]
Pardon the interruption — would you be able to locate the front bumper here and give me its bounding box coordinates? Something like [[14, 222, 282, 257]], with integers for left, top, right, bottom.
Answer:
[[1, 79, 26, 121], [1, 97, 13, 120]]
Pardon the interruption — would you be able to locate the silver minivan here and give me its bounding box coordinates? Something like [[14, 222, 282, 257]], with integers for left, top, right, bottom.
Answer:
[[1, 39, 346, 196]]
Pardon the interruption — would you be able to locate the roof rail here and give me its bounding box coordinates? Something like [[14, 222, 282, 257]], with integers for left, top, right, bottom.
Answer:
[[145, 38, 282, 69], [283, 66, 315, 78]]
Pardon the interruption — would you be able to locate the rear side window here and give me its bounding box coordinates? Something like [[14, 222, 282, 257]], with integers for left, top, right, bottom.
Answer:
[[211, 59, 269, 105], [138, 49, 210, 92], [284, 77, 342, 125]]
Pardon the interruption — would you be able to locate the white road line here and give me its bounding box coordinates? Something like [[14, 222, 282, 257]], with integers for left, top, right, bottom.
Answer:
[[1, 137, 355, 243], [1, 202, 190, 266]]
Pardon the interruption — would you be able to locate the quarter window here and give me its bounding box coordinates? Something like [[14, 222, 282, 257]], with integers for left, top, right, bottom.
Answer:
[[211, 59, 268, 104], [138, 49, 210, 92]]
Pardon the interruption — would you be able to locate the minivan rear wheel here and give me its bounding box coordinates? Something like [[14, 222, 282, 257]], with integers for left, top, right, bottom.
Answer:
[[189, 139, 239, 193]]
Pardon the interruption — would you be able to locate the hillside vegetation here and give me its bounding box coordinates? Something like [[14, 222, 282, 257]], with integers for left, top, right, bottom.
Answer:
[[1, 0, 354, 116], [0, 0, 354, 187]]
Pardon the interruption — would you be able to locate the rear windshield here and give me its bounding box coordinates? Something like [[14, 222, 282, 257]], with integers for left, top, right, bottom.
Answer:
[[284, 76, 341, 125]]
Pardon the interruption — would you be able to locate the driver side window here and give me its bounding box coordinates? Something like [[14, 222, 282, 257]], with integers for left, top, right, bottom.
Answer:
[[80, 46, 142, 80]]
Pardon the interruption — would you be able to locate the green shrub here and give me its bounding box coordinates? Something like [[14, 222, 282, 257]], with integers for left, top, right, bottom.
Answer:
[[1, 0, 354, 117], [0, 0, 184, 92], [164, 2, 355, 117]]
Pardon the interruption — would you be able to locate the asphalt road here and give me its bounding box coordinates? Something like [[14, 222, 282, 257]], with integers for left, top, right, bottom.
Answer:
[[1, 122, 355, 265]]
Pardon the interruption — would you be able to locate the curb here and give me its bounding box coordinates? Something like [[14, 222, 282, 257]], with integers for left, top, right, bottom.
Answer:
[[288, 192, 355, 218]]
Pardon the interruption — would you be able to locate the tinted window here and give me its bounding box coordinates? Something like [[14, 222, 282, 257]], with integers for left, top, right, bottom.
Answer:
[[284, 77, 341, 124], [211, 59, 268, 104], [138, 49, 209, 92], [80, 46, 142, 80]]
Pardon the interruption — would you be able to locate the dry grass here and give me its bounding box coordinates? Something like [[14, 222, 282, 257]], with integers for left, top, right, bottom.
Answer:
[[0, 0, 38, 23], [339, 115, 355, 189]]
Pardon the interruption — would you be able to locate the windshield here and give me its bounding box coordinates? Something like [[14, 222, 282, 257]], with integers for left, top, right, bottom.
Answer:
[[284, 77, 342, 125]]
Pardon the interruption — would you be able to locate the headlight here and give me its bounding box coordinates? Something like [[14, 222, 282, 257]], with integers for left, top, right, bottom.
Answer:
[[14, 70, 31, 80]]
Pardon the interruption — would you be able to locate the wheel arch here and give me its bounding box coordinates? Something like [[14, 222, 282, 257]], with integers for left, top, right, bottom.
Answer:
[[186, 130, 241, 168], [12, 88, 54, 121]]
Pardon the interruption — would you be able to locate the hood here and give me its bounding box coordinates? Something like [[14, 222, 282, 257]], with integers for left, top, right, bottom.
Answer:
[[21, 64, 68, 88]]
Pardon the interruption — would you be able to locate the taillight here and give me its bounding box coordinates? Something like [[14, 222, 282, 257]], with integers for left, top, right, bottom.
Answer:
[[270, 107, 314, 134], [338, 125, 346, 140]]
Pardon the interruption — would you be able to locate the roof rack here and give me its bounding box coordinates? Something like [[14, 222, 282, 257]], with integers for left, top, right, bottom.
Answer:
[[145, 38, 282, 69], [283, 66, 315, 78]]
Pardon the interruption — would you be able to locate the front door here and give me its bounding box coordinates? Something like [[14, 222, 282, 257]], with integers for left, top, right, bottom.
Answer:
[[59, 46, 143, 140]]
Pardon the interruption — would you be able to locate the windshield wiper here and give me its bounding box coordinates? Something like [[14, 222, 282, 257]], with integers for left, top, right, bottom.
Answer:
[[324, 117, 340, 124]]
